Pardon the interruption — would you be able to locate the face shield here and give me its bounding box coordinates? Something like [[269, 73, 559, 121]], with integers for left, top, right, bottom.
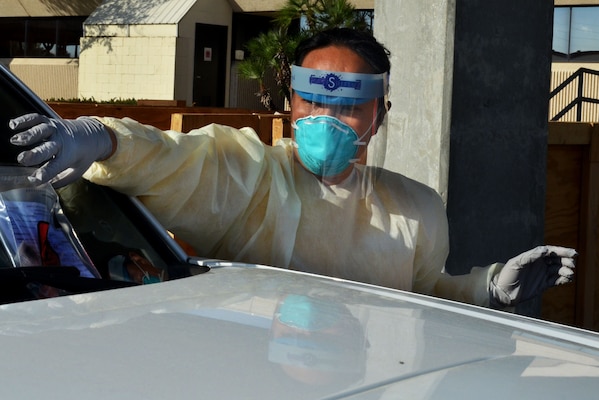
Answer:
[[290, 65, 389, 193]]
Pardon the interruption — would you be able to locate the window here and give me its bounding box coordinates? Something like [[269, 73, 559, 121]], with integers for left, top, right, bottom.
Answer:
[[0, 17, 86, 58], [553, 6, 599, 59]]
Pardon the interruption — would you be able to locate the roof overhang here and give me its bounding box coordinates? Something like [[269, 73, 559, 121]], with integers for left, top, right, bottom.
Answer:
[[2, 0, 376, 17], [554, 0, 599, 5], [1, 0, 103, 17], [227, 0, 373, 13]]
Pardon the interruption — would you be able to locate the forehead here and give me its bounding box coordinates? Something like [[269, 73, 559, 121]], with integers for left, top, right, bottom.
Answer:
[[300, 45, 373, 74]]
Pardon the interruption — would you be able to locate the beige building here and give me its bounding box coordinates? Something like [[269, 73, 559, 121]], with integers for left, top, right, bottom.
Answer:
[[79, 0, 233, 106], [551, 0, 599, 121], [0, 0, 101, 100], [0, 0, 372, 108], [1, 0, 598, 115]]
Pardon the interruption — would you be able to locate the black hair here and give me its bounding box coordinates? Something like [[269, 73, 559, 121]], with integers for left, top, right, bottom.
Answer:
[[294, 28, 391, 75], [294, 28, 391, 124]]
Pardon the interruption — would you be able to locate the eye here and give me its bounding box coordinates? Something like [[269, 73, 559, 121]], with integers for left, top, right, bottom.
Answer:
[[339, 105, 356, 116]]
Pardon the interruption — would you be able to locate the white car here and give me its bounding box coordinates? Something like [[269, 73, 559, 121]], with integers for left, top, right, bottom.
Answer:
[[2, 264, 599, 399], [1, 64, 599, 399]]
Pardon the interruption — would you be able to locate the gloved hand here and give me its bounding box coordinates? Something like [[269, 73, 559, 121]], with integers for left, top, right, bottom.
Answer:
[[489, 245, 577, 309], [9, 113, 113, 188]]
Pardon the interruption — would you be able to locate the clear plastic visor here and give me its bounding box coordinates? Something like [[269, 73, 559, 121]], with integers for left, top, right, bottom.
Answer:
[[290, 65, 389, 191], [291, 65, 387, 124]]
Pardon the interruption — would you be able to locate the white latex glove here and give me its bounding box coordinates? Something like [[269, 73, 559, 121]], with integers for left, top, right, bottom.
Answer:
[[489, 245, 577, 309], [9, 113, 113, 188]]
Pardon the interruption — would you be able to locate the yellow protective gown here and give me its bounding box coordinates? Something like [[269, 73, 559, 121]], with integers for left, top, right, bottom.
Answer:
[[84, 117, 502, 307]]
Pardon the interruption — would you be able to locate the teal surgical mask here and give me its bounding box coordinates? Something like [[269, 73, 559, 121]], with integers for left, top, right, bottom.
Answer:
[[293, 115, 368, 178]]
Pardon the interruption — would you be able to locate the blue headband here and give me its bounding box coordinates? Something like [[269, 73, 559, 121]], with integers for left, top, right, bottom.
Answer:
[[291, 65, 388, 105]]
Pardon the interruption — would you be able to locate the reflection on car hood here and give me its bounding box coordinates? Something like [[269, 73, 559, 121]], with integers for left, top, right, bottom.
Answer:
[[0, 264, 598, 399]]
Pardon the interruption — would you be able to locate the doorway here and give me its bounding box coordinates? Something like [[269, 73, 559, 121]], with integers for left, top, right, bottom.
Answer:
[[193, 23, 227, 107]]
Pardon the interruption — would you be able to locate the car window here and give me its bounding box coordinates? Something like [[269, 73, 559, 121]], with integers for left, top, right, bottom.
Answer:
[[56, 179, 170, 281], [0, 65, 208, 302]]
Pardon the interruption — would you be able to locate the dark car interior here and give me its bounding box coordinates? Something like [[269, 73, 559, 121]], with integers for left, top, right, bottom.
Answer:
[[0, 65, 209, 304]]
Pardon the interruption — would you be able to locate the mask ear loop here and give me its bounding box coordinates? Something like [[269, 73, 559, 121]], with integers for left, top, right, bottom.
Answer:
[[371, 98, 379, 137], [350, 98, 383, 166], [353, 127, 371, 147], [350, 102, 377, 165], [353, 98, 380, 147]]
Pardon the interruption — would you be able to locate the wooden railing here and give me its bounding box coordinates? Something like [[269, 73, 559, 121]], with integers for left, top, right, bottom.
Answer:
[[550, 68, 599, 122]]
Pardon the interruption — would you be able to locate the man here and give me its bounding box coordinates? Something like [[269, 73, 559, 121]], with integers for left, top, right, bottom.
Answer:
[[8, 28, 575, 309]]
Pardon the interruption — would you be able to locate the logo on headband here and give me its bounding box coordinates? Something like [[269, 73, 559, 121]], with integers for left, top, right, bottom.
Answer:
[[309, 73, 362, 92]]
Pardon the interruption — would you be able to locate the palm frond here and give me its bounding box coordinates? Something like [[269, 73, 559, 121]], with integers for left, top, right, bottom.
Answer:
[[239, 0, 372, 110]]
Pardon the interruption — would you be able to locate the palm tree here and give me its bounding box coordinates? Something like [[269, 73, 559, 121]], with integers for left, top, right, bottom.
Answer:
[[238, 0, 371, 111], [237, 32, 281, 111], [276, 0, 370, 32]]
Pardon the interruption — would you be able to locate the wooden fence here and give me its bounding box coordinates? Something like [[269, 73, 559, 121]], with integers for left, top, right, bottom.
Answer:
[[170, 113, 290, 145], [49, 102, 291, 145], [543, 121, 599, 331]]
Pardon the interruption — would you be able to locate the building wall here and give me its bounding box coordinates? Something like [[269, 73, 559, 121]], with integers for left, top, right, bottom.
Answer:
[[377, 0, 553, 320], [551, 63, 599, 122], [78, 0, 232, 105], [446, 1, 553, 283], [4, 1, 598, 106], [551, 0, 599, 121], [79, 26, 179, 101], [374, 1, 454, 200], [177, 0, 232, 106], [0, 58, 79, 100]]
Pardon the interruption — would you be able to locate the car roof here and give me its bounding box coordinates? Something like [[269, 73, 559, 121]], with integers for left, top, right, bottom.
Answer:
[[0, 263, 598, 399]]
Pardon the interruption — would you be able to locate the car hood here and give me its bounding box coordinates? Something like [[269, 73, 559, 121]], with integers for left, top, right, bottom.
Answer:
[[0, 264, 598, 399]]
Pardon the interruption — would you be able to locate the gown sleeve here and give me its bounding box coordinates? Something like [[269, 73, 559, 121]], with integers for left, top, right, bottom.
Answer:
[[83, 117, 301, 266]]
